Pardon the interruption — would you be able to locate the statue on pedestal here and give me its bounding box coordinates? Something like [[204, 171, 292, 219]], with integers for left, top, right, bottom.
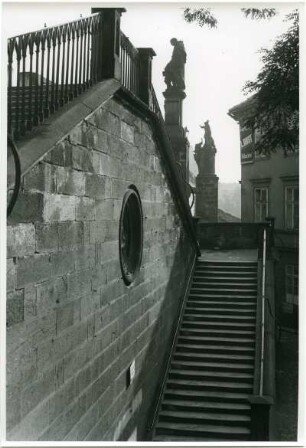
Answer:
[[163, 38, 186, 91], [194, 120, 217, 176]]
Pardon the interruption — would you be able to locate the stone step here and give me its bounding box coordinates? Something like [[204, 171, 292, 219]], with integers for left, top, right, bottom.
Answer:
[[188, 294, 257, 302], [190, 287, 257, 295], [155, 421, 250, 439], [153, 434, 241, 441], [165, 378, 253, 393], [177, 335, 255, 347], [176, 343, 255, 356], [168, 369, 254, 383], [184, 307, 256, 316], [193, 274, 257, 282], [171, 360, 254, 373], [159, 409, 251, 425], [181, 320, 256, 330], [186, 300, 256, 309], [162, 399, 251, 414], [180, 327, 255, 337], [192, 281, 257, 289], [183, 313, 256, 323], [164, 388, 251, 403], [173, 351, 255, 364]]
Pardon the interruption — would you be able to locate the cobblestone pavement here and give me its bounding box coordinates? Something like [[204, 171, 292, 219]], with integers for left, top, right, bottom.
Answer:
[[271, 330, 298, 441]]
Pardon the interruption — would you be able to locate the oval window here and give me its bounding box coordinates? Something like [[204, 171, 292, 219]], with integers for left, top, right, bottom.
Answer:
[[119, 187, 143, 285]]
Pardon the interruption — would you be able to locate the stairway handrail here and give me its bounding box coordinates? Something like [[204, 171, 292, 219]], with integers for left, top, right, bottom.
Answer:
[[147, 253, 197, 435], [259, 227, 267, 396]]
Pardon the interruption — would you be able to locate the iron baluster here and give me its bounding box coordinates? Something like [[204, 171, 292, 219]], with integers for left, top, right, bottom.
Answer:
[[60, 25, 67, 106], [64, 24, 71, 103], [74, 24, 80, 96], [27, 38, 34, 130], [69, 23, 76, 100], [20, 35, 28, 134], [55, 28, 61, 110], [50, 29, 57, 113], [39, 30, 46, 121], [44, 30, 51, 117], [82, 21, 88, 90], [7, 38, 14, 135], [78, 20, 84, 92], [14, 37, 22, 137]]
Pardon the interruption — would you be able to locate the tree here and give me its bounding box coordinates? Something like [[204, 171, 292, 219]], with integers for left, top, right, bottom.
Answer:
[[184, 7, 299, 154]]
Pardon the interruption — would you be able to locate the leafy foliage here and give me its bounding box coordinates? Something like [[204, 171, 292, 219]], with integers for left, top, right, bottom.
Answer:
[[243, 10, 299, 153], [241, 8, 277, 19], [183, 8, 218, 28]]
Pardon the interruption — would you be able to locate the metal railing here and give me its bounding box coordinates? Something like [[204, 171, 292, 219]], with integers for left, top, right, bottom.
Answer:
[[259, 227, 267, 396], [7, 13, 103, 138], [120, 32, 140, 96]]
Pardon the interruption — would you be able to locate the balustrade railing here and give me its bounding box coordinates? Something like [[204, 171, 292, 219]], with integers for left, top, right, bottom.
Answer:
[[8, 13, 103, 138], [7, 9, 165, 141], [119, 32, 139, 96]]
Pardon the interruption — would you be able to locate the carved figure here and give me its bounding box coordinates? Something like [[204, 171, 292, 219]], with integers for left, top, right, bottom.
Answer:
[[163, 38, 186, 90], [200, 120, 216, 152], [194, 121, 217, 176]]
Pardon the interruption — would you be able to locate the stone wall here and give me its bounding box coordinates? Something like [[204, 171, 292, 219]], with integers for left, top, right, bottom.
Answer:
[[7, 96, 195, 441]]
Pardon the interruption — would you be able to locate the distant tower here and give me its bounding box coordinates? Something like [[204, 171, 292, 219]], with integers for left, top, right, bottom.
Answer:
[[163, 38, 189, 182], [194, 121, 219, 221]]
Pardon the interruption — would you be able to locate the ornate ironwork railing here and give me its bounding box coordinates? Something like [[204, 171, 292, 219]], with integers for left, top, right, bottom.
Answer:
[[7, 13, 103, 138], [7, 9, 165, 141], [119, 32, 139, 96]]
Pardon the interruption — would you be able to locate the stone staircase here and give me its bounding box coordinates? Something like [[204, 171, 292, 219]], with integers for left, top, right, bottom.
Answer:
[[152, 258, 258, 441]]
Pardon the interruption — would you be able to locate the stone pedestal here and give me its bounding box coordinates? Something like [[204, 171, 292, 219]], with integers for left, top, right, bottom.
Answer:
[[163, 87, 189, 182], [195, 174, 219, 221]]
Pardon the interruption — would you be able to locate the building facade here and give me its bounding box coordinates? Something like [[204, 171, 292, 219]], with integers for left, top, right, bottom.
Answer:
[[229, 97, 299, 329]]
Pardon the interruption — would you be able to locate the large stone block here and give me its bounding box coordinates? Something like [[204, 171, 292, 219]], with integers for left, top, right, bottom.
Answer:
[[43, 194, 76, 222], [23, 162, 56, 194], [7, 289, 24, 327], [44, 140, 72, 167], [56, 167, 86, 196], [89, 108, 120, 136], [56, 301, 77, 334], [17, 253, 53, 288], [67, 269, 92, 300], [85, 173, 106, 199], [71, 145, 94, 173], [7, 258, 17, 292], [36, 276, 68, 313], [35, 223, 59, 253], [121, 122, 134, 144], [58, 222, 84, 250], [8, 192, 44, 224], [7, 223, 35, 258], [51, 250, 76, 277], [75, 197, 96, 221]]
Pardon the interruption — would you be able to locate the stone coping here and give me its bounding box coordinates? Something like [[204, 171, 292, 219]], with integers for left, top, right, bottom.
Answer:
[[7, 79, 121, 189]]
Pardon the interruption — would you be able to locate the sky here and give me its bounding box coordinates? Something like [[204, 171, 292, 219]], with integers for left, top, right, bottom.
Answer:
[[2, 2, 299, 182]]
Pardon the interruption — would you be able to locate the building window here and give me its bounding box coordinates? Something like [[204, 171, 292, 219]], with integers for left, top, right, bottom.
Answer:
[[119, 187, 143, 285], [254, 187, 268, 222], [285, 264, 298, 305], [285, 186, 299, 230]]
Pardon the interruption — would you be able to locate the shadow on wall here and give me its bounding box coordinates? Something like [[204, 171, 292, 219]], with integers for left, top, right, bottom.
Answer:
[[104, 231, 194, 441]]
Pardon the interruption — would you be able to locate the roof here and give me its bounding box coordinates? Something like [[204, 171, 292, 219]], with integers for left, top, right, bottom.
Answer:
[[228, 94, 258, 122]]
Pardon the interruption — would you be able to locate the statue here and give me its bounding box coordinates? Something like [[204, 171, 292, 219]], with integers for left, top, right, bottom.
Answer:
[[163, 38, 186, 90], [200, 120, 216, 152], [194, 121, 217, 176]]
